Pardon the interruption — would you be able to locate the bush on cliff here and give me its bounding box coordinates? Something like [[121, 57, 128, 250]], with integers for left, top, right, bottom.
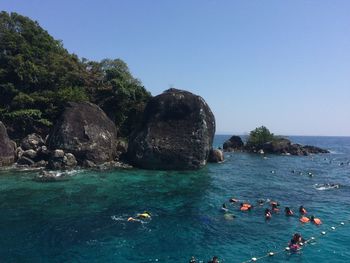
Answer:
[[0, 11, 150, 139], [246, 126, 276, 150]]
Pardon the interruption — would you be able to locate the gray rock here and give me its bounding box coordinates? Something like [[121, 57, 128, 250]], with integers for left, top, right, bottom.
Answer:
[[33, 160, 48, 168], [17, 156, 35, 166], [208, 149, 224, 163], [127, 89, 215, 170], [20, 133, 45, 151], [53, 149, 65, 158], [48, 102, 118, 165], [22, 149, 37, 159], [63, 153, 77, 167], [223, 136, 244, 152], [16, 147, 24, 159], [0, 122, 15, 166]]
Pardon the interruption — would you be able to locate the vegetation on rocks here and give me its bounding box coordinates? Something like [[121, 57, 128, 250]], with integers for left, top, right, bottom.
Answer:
[[0, 11, 151, 140]]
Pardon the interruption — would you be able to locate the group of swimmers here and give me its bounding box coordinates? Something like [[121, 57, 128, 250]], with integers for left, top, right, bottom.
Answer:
[[189, 256, 219, 263], [222, 198, 323, 225]]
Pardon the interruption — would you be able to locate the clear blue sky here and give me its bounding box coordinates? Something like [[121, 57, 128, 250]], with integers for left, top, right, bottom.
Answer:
[[2, 0, 350, 136]]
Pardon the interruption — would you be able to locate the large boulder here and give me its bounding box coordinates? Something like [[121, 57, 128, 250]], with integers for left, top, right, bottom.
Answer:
[[262, 138, 292, 154], [223, 135, 244, 151], [48, 102, 118, 165], [208, 149, 224, 163], [127, 89, 215, 170], [0, 122, 15, 166], [20, 133, 45, 151]]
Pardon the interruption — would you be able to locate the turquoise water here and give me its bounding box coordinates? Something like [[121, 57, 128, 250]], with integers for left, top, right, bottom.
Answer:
[[0, 136, 350, 263]]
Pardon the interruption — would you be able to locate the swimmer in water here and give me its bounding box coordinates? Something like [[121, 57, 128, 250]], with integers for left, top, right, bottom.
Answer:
[[229, 198, 239, 203], [299, 205, 307, 215], [240, 203, 252, 211], [208, 256, 219, 263], [310, 215, 322, 225], [289, 233, 305, 251], [271, 202, 280, 212], [257, 199, 265, 206], [136, 211, 151, 219], [285, 207, 294, 216], [221, 203, 229, 212], [189, 256, 197, 263], [265, 208, 272, 220]]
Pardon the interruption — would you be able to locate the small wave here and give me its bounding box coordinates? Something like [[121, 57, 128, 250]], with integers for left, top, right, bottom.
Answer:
[[314, 184, 340, 191]]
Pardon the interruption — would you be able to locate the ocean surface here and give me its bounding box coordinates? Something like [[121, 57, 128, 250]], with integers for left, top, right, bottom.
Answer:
[[0, 135, 350, 263]]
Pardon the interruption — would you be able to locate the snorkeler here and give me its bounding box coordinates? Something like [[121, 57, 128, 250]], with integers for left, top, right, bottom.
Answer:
[[289, 233, 305, 251], [271, 202, 279, 212], [285, 207, 294, 216], [299, 216, 310, 223], [189, 256, 197, 263], [208, 256, 219, 263], [310, 215, 322, 225], [229, 198, 239, 203], [299, 205, 307, 215], [221, 203, 229, 212], [137, 211, 151, 219], [240, 203, 252, 211], [265, 208, 272, 220]]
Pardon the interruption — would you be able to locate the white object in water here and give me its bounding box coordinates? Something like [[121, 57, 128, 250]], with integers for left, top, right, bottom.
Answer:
[[251, 257, 257, 261], [321, 231, 326, 235]]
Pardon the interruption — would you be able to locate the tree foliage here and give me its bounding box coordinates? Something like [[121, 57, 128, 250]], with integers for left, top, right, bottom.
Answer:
[[0, 12, 151, 139], [246, 126, 275, 149]]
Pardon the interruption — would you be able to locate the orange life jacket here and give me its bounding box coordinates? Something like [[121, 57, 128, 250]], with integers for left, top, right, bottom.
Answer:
[[313, 218, 322, 225], [300, 216, 310, 223]]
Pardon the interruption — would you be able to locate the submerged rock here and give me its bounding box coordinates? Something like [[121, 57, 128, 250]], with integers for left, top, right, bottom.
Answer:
[[208, 149, 224, 163], [127, 88, 215, 170], [223, 136, 244, 152], [33, 170, 69, 182], [48, 102, 118, 166], [0, 122, 15, 166]]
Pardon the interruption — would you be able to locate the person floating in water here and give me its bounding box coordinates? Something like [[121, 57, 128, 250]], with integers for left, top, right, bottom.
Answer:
[[285, 207, 294, 216], [221, 203, 229, 212], [289, 233, 305, 251], [310, 215, 322, 225], [299, 215, 310, 223], [189, 256, 197, 263], [299, 205, 307, 215], [240, 203, 252, 211], [265, 208, 272, 220], [229, 198, 239, 203], [271, 201, 279, 212], [128, 211, 151, 222], [208, 256, 219, 263]]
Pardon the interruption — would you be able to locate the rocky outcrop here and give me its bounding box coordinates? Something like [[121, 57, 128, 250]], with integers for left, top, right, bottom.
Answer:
[[48, 102, 118, 166], [127, 89, 215, 170], [223, 136, 244, 152], [208, 149, 224, 163], [0, 122, 15, 166], [20, 133, 45, 151], [261, 138, 329, 156], [47, 149, 77, 170]]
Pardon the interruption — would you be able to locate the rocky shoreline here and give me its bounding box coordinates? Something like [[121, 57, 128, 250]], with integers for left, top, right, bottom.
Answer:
[[222, 135, 329, 156], [0, 89, 330, 175], [0, 89, 222, 173]]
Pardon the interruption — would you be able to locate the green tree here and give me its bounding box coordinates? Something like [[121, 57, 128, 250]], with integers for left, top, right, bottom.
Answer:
[[246, 126, 275, 149]]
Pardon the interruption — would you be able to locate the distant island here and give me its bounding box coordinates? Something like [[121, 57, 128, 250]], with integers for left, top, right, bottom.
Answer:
[[222, 126, 329, 156], [0, 12, 329, 173]]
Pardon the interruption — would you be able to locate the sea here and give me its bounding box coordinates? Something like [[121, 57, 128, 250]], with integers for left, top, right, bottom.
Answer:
[[0, 135, 349, 263]]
